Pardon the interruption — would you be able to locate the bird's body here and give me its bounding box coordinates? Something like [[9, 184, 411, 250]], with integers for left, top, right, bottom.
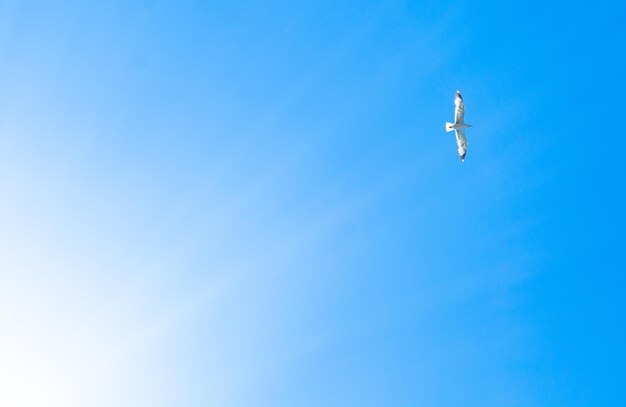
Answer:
[[445, 90, 472, 161]]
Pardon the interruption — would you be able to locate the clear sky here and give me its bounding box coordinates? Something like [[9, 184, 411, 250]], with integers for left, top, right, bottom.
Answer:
[[1, 1, 624, 406]]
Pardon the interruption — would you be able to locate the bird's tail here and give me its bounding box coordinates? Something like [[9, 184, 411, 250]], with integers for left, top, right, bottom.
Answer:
[[445, 122, 454, 132]]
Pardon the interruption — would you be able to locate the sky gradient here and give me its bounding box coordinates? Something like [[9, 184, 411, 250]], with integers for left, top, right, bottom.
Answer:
[[1, 1, 625, 406]]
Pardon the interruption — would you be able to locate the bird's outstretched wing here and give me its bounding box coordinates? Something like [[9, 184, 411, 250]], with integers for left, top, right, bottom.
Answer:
[[455, 129, 467, 162], [454, 91, 465, 124]]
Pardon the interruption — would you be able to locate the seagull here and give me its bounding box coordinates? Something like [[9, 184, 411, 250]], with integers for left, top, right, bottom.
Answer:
[[445, 90, 473, 162]]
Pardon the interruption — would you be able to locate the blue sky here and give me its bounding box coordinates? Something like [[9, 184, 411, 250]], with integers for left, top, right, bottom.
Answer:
[[0, 1, 624, 406]]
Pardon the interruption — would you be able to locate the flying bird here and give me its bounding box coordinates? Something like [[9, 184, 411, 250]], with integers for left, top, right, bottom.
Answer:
[[445, 90, 473, 162]]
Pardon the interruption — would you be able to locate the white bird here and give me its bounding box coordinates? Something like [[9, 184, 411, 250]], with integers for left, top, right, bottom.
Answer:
[[445, 90, 473, 162]]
